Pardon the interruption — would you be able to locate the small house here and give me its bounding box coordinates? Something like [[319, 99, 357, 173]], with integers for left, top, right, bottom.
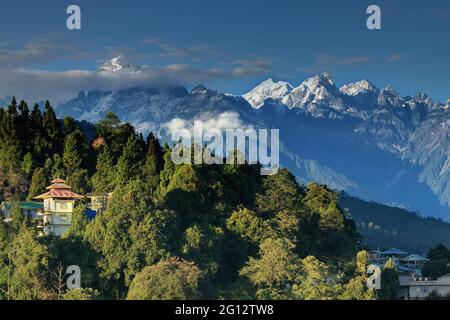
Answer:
[[33, 178, 83, 237], [1, 201, 44, 222]]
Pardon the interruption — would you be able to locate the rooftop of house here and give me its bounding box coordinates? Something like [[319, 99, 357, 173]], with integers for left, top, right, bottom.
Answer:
[[403, 254, 429, 262], [380, 248, 409, 256], [34, 178, 83, 200], [1, 202, 44, 210]]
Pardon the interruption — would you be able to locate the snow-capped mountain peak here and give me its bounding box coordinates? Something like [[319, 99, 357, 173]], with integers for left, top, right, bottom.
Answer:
[[378, 85, 405, 107], [243, 78, 293, 109], [302, 72, 335, 88], [340, 79, 379, 97], [282, 73, 344, 113], [97, 55, 141, 73]]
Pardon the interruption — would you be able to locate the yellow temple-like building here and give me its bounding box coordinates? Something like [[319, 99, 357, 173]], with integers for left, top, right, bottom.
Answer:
[[34, 178, 83, 236]]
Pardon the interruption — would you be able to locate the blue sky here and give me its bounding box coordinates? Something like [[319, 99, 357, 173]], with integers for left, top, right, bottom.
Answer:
[[0, 0, 449, 103]]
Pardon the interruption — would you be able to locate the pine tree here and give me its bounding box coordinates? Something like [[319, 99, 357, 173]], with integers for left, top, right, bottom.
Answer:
[[50, 154, 65, 179], [142, 133, 163, 190], [27, 168, 48, 201], [63, 133, 83, 176], [21, 152, 33, 176], [92, 145, 116, 194], [10, 204, 25, 232], [379, 259, 400, 300], [159, 144, 175, 190], [17, 100, 31, 151], [8, 226, 51, 300], [115, 135, 145, 186], [66, 204, 89, 238], [66, 169, 90, 195], [0, 98, 22, 170], [30, 104, 46, 163], [42, 101, 63, 156]]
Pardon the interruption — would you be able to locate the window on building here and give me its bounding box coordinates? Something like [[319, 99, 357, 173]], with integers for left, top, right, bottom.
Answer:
[[60, 203, 67, 210]]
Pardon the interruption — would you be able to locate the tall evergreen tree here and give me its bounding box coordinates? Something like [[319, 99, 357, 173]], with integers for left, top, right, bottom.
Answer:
[[10, 204, 25, 232], [115, 135, 145, 186], [379, 259, 400, 300], [30, 104, 46, 163], [92, 145, 116, 194], [143, 133, 163, 191], [42, 101, 63, 156], [159, 144, 175, 190], [21, 152, 34, 177], [27, 168, 48, 201], [8, 226, 51, 300], [63, 132, 83, 176]]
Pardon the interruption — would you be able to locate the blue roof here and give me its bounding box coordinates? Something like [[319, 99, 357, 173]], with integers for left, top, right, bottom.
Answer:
[[403, 254, 429, 262], [380, 248, 408, 256], [85, 209, 97, 221], [2, 202, 43, 210]]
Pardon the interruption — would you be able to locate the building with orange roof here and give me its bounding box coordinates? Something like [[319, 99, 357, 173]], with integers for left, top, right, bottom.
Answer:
[[34, 178, 83, 236]]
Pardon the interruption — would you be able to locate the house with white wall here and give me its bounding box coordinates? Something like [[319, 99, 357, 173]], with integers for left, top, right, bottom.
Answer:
[[408, 274, 450, 300], [33, 178, 83, 236]]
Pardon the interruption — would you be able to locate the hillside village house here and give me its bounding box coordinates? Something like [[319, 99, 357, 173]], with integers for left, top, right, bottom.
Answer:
[[1, 201, 44, 225], [1, 179, 110, 237], [87, 193, 113, 214], [367, 247, 450, 299], [408, 274, 450, 300], [33, 178, 83, 237]]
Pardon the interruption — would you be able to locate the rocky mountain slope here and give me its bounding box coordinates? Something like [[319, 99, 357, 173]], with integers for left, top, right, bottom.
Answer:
[[55, 57, 450, 220]]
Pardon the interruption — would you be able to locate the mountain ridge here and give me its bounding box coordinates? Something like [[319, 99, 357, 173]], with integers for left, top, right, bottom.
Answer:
[[33, 57, 450, 220]]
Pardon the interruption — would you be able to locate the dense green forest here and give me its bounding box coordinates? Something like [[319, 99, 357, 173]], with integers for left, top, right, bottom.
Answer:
[[0, 97, 417, 300], [340, 194, 450, 254]]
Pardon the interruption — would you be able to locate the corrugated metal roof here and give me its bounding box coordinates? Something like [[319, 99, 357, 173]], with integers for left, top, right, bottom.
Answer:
[[380, 248, 408, 256], [34, 178, 83, 199], [1, 202, 44, 210], [403, 254, 429, 262], [34, 189, 83, 200]]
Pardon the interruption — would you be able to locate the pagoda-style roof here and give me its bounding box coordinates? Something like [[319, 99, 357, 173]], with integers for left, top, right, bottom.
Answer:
[[46, 178, 72, 190], [34, 179, 83, 200]]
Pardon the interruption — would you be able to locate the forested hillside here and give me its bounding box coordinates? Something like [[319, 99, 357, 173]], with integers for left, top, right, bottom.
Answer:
[[340, 194, 450, 254], [0, 98, 382, 300], [0, 97, 442, 300]]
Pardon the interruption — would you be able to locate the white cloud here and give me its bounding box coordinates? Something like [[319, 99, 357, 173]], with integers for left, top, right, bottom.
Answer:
[[163, 112, 253, 135], [0, 68, 179, 104]]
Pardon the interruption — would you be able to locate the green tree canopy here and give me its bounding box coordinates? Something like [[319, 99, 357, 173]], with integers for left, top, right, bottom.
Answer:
[[127, 257, 203, 300]]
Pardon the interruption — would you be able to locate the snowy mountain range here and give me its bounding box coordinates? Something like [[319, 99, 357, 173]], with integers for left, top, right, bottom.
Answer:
[[47, 57, 450, 220], [97, 55, 141, 73]]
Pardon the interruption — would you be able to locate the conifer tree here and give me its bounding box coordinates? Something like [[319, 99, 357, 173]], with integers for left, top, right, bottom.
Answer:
[[10, 204, 25, 232], [50, 154, 65, 180], [92, 145, 116, 194], [66, 204, 89, 238], [27, 168, 48, 201], [143, 133, 163, 191], [63, 133, 83, 176], [8, 226, 51, 300], [379, 259, 400, 300], [115, 135, 145, 186], [21, 152, 33, 176], [159, 144, 175, 190], [30, 104, 46, 162], [42, 101, 63, 156]]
